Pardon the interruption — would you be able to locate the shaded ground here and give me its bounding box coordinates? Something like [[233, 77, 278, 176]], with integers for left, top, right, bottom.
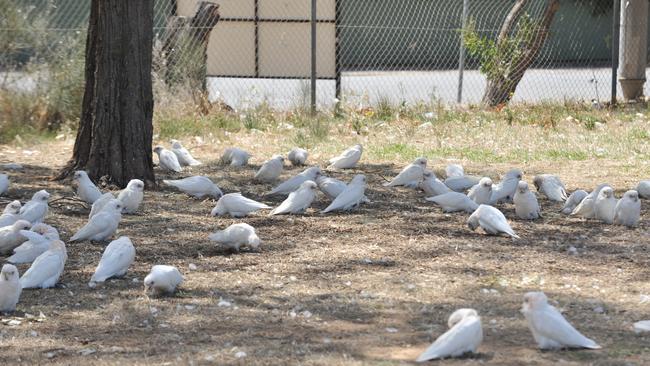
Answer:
[[0, 137, 649, 366]]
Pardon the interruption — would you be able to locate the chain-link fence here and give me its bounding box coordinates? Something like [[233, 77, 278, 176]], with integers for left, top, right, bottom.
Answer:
[[1, 0, 648, 113]]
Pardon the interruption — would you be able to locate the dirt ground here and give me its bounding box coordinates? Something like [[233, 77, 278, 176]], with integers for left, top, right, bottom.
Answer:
[[0, 137, 649, 366]]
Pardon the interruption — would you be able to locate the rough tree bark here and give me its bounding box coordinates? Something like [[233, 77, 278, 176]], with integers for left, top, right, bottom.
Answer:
[[57, 0, 155, 187], [160, 1, 220, 92], [482, 0, 560, 107]]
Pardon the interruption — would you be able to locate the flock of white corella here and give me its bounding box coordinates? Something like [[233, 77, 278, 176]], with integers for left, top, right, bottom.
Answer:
[[0, 139, 648, 361]]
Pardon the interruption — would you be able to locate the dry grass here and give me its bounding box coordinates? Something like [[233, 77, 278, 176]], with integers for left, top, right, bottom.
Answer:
[[0, 109, 649, 365]]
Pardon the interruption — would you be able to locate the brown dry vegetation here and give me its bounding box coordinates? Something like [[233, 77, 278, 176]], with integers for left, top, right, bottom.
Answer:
[[0, 112, 649, 365]]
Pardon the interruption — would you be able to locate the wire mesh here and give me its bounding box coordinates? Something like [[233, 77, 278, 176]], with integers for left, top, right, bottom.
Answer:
[[0, 0, 646, 112]]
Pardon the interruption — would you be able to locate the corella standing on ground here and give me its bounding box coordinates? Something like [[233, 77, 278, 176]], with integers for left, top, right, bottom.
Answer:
[[153, 146, 182, 172], [0, 200, 21, 227], [89, 192, 115, 218], [561, 190, 588, 214], [445, 164, 465, 178], [426, 192, 478, 213], [513, 181, 541, 220], [73, 170, 102, 204], [420, 170, 451, 197], [0, 264, 21, 312], [254, 155, 284, 182], [444, 175, 481, 192], [163, 176, 223, 198], [0, 220, 30, 254], [316, 175, 347, 200], [533, 174, 567, 202], [270, 180, 318, 215], [0, 174, 8, 196], [467, 204, 519, 239], [209, 223, 261, 252], [69, 199, 122, 242], [19, 190, 49, 224], [287, 147, 308, 166], [144, 265, 183, 296], [614, 190, 641, 227], [328, 144, 363, 169], [170, 139, 201, 166], [317, 175, 370, 203], [117, 179, 144, 214], [8, 223, 59, 264], [637, 180, 650, 199], [211, 193, 270, 217], [489, 169, 523, 204], [89, 236, 136, 287], [415, 308, 483, 362], [268, 166, 321, 196], [383, 157, 427, 188], [221, 147, 251, 167], [321, 175, 367, 213], [20, 240, 67, 289], [521, 291, 601, 350], [467, 177, 493, 204], [594, 186, 616, 224], [571, 184, 610, 218]]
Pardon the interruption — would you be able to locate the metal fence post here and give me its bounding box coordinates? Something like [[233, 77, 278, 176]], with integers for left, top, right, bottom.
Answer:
[[611, 0, 620, 105], [334, 0, 341, 103], [311, 0, 317, 115], [457, 0, 469, 104]]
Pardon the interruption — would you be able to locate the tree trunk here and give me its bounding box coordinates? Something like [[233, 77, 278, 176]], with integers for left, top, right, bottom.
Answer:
[[57, 0, 155, 188], [160, 1, 220, 92], [482, 0, 560, 107]]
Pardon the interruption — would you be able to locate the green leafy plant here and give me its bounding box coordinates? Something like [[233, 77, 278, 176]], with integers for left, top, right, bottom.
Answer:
[[462, 14, 538, 88]]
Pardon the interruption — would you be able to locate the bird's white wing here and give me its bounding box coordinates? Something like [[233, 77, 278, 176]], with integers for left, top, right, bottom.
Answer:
[[543, 180, 567, 201], [426, 192, 469, 209], [532, 306, 600, 349], [416, 316, 482, 362], [228, 193, 270, 210], [480, 208, 519, 238], [269, 175, 302, 195], [18, 201, 36, 215], [444, 176, 479, 192], [20, 251, 63, 288], [330, 147, 357, 163], [318, 178, 346, 199], [91, 242, 135, 282], [270, 191, 299, 215], [71, 213, 112, 241], [161, 151, 182, 172], [322, 185, 363, 213], [176, 147, 200, 166], [164, 177, 209, 194], [384, 165, 423, 187], [18, 230, 47, 245]]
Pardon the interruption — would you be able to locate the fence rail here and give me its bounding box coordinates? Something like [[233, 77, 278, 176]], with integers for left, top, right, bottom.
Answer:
[[1, 0, 648, 112]]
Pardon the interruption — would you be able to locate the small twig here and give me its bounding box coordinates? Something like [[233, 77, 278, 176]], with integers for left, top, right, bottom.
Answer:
[[49, 196, 89, 209]]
